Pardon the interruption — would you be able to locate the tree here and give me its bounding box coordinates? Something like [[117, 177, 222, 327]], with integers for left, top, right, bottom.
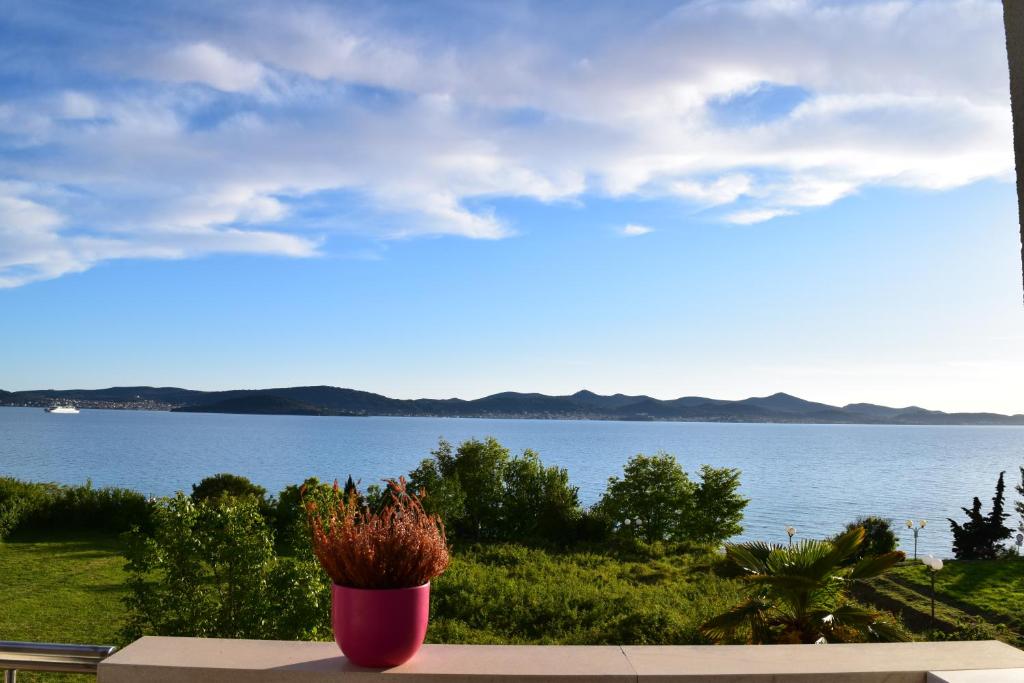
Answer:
[[701, 527, 907, 644], [501, 450, 580, 542], [1015, 466, 1023, 534], [407, 451, 467, 529], [596, 453, 695, 543], [833, 517, 897, 565], [988, 470, 1013, 549], [687, 465, 747, 544], [595, 453, 747, 545], [948, 471, 1013, 560], [950, 497, 988, 560], [407, 438, 581, 543], [445, 438, 510, 538]]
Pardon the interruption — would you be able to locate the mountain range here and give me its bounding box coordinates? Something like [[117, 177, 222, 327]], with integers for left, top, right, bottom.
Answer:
[[2, 385, 1023, 425]]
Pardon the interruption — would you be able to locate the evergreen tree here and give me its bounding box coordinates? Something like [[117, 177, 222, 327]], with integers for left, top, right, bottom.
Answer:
[[949, 497, 986, 559], [948, 471, 1012, 560], [987, 470, 1012, 552], [1016, 466, 1024, 534]]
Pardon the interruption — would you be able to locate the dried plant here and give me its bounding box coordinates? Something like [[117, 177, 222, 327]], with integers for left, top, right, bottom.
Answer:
[[303, 477, 449, 589]]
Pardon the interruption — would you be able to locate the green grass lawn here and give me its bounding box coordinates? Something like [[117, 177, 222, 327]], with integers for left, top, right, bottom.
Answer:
[[857, 557, 1024, 646], [889, 557, 1024, 633], [0, 532, 127, 682]]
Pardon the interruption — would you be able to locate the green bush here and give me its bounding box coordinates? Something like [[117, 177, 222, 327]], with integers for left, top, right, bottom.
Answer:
[[191, 473, 267, 503], [595, 453, 747, 544], [191, 472, 274, 520], [834, 516, 898, 564], [122, 493, 330, 641], [929, 616, 1016, 643], [0, 478, 56, 538], [0, 477, 151, 539], [408, 438, 582, 543]]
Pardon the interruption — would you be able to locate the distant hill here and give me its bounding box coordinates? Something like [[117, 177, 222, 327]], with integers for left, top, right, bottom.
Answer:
[[172, 395, 330, 416], [3, 385, 1023, 426]]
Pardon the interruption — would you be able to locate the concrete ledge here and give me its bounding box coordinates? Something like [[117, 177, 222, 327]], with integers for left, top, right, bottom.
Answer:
[[98, 637, 1024, 683], [98, 639, 634, 683], [625, 642, 1024, 682], [928, 669, 1024, 682]]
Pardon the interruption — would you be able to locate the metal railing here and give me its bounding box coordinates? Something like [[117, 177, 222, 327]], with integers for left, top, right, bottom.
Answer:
[[0, 641, 117, 682]]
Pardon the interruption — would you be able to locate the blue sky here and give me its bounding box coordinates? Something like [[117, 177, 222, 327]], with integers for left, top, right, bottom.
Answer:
[[1, 0, 1022, 414]]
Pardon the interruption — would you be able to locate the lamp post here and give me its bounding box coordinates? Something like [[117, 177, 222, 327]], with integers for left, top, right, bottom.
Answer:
[[786, 526, 796, 548], [906, 519, 927, 560], [921, 554, 944, 633]]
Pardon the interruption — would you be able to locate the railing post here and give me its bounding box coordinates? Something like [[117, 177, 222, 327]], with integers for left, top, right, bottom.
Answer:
[[5, 669, 17, 683]]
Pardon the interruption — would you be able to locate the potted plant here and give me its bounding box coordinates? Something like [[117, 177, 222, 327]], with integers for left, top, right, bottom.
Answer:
[[304, 478, 449, 667]]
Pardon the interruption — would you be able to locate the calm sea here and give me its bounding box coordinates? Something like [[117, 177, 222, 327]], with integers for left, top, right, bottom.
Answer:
[[1, 406, 1021, 556]]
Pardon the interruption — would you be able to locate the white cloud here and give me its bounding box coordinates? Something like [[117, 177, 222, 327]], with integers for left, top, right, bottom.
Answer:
[[621, 224, 653, 236], [670, 175, 752, 205], [0, 0, 1014, 285], [725, 208, 795, 225], [0, 185, 318, 288], [60, 92, 100, 119], [151, 42, 267, 93]]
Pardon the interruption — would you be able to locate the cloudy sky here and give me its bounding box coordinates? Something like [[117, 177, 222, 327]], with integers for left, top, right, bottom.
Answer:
[[2, 0, 1022, 413]]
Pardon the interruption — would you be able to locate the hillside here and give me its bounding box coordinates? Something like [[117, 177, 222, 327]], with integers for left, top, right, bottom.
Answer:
[[172, 395, 330, 416], [3, 386, 1023, 425]]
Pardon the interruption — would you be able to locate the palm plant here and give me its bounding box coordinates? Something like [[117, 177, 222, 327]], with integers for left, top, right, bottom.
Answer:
[[702, 527, 908, 644]]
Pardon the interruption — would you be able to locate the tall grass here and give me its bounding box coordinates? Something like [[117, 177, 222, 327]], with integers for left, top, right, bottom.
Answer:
[[429, 543, 745, 644]]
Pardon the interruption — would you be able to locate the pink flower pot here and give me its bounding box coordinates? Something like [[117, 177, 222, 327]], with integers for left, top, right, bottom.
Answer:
[[332, 582, 430, 668]]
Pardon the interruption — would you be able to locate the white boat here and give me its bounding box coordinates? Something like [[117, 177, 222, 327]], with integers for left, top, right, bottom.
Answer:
[[44, 405, 79, 414]]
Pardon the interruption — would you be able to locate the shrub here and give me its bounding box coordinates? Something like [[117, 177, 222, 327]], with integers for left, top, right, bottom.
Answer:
[[305, 479, 449, 589], [191, 473, 267, 504], [834, 516, 898, 565], [929, 616, 1016, 644], [0, 477, 151, 539], [0, 478, 57, 538], [595, 453, 747, 545], [123, 493, 329, 641], [573, 509, 614, 544]]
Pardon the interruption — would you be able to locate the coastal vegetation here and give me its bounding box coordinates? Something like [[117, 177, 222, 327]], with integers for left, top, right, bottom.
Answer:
[[0, 477, 150, 540], [1, 439, 1023, 679], [702, 527, 908, 644]]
